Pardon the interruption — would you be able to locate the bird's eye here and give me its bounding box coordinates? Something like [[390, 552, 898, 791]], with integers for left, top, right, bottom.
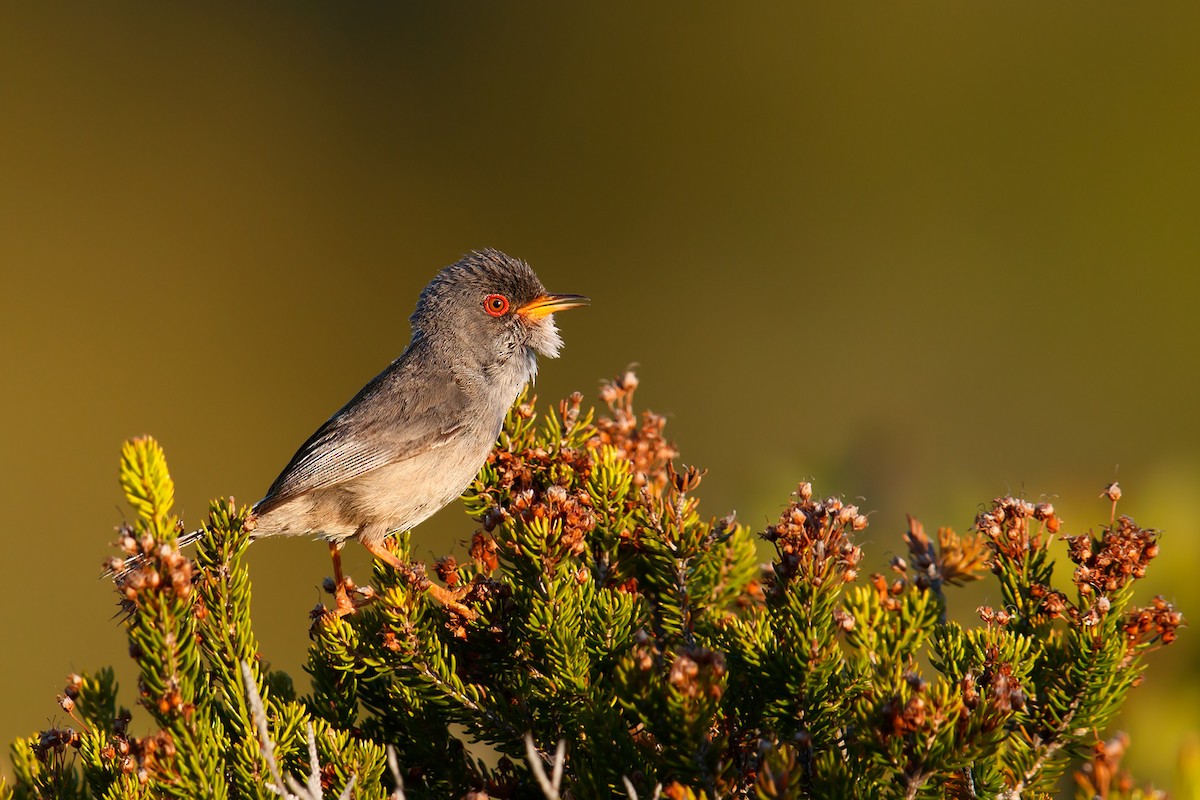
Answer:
[[482, 296, 511, 316], [484, 294, 510, 317]]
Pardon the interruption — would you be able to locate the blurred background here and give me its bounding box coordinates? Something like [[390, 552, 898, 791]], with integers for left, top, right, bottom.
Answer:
[[2, 3, 1197, 792]]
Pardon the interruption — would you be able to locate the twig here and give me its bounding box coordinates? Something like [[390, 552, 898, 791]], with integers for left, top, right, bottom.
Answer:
[[622, 775, 663, 800], [241, 661, 285, 793], [386, 745, 406, 800], [524, 733, 566, 800], [242, 660, 361, 800]]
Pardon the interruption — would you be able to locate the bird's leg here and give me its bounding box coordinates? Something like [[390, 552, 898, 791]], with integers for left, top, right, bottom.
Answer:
[[328, 541, 359, 617], [358, 538, 477, 621]]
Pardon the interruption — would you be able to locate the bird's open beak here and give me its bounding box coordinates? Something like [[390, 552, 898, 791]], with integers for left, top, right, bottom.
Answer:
[[516, 293, 590, 321]]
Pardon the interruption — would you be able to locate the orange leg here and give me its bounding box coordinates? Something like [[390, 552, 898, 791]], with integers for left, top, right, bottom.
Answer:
[[328, 542, 360, 617], [359, 538, 477, 621]]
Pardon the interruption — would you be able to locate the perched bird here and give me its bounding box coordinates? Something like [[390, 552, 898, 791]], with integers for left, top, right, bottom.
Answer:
[[118, 249, 586, 617]]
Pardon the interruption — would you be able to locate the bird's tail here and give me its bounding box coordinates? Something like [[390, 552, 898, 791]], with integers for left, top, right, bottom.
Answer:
[[104, 527, 208, 581]]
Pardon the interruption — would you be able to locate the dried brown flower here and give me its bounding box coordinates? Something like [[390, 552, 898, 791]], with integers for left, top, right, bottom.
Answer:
[[434, 556, 459, 587], [1040, 588, 1069, 619], [832, 607, 856, 632], [591, 370, 678, 494], [761, 484, 865, 596], [483, 410, 598, 570], [1123, 595, 1185, 648], [470, 531, 500, 573], [974, 496, 1054, 566], [1066, 515, 1159, 596], [667, 646, 727, 704], [1073, 732, 1166, 800], [110, 530, 195, 608]]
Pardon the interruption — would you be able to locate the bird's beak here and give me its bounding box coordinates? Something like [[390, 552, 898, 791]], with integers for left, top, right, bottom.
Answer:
[[516, 293, 590, 321]]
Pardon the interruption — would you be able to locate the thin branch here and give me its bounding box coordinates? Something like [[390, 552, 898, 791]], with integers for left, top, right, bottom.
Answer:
[[386, 745, 406, 800], [622, 776, 663, 800], [524, 733, 566, 800], [242, 660, 360, 800], [241, 661, 285, 793]]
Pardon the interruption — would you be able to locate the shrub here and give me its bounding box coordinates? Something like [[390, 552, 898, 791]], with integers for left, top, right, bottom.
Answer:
[[4, 373, 1183, 799]]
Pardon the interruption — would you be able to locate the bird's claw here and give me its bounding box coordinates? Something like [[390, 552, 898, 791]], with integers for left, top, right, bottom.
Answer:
[[329, 577, 376, 617], [326, 572, 474, 622], [425, 581, 478, 622]]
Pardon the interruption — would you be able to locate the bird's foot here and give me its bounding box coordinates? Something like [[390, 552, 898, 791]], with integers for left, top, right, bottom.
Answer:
[[359, 538, 478, 622], [324, 575, 376, 617], [424, 581, 478, 621]]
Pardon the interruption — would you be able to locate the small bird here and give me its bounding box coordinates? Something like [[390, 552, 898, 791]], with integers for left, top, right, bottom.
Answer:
[[123, 249, 586, 617]]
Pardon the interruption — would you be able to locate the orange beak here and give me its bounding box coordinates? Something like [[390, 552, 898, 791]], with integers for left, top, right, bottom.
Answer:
[[516, 293, 590, 321]]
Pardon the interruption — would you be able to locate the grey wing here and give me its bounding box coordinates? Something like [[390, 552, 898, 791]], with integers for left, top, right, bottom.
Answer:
[[255, 359, 468, 514]]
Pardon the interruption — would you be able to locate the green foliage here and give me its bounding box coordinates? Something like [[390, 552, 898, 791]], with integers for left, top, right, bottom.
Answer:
[[3, 379, 1185, 799]]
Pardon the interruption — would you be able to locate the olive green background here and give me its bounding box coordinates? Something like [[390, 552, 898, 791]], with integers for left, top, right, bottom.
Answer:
[[2, 3, 1197, 791]]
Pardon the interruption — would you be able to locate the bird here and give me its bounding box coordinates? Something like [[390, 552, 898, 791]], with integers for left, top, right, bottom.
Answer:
[[115, 249, 587, 618]]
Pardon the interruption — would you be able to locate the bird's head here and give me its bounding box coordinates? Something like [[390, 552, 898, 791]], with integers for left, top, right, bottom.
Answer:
[[411, 249, 588, 367]]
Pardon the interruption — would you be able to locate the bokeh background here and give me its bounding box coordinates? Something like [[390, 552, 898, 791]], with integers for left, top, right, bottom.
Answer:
[[2, 3, 1197, 792]]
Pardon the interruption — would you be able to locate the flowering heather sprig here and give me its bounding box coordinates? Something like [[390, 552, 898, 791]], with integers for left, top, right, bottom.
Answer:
[[481, 415, 598, 566], [973, 496, 1061, 565], [1027, 583, 1071, 620], [592, 370, 678, 494], [106, 523, 196, 607], [29, 726, 80, 766], [1066, 515, 1160, 596], [1123, 595, 1184, 648], [760, 482, 865, 592]]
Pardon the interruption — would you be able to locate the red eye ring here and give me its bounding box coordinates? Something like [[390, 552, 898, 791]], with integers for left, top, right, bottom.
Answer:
[[484, 294, 510, 317]]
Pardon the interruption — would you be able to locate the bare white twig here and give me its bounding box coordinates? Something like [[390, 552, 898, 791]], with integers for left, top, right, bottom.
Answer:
[[550, 738, 565, 790], [241, 661, 286, 793], [241, 660, 360, 800], [524, 733, 566, 800], [386, 745, 406, 800], [622, 776, 663, 800]]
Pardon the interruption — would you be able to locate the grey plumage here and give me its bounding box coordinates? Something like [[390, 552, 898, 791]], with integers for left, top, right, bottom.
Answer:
[[252, 248, 584, 547]]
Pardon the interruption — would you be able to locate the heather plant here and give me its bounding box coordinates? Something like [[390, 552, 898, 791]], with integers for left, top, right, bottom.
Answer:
[[2, 373, 1185, 799]]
